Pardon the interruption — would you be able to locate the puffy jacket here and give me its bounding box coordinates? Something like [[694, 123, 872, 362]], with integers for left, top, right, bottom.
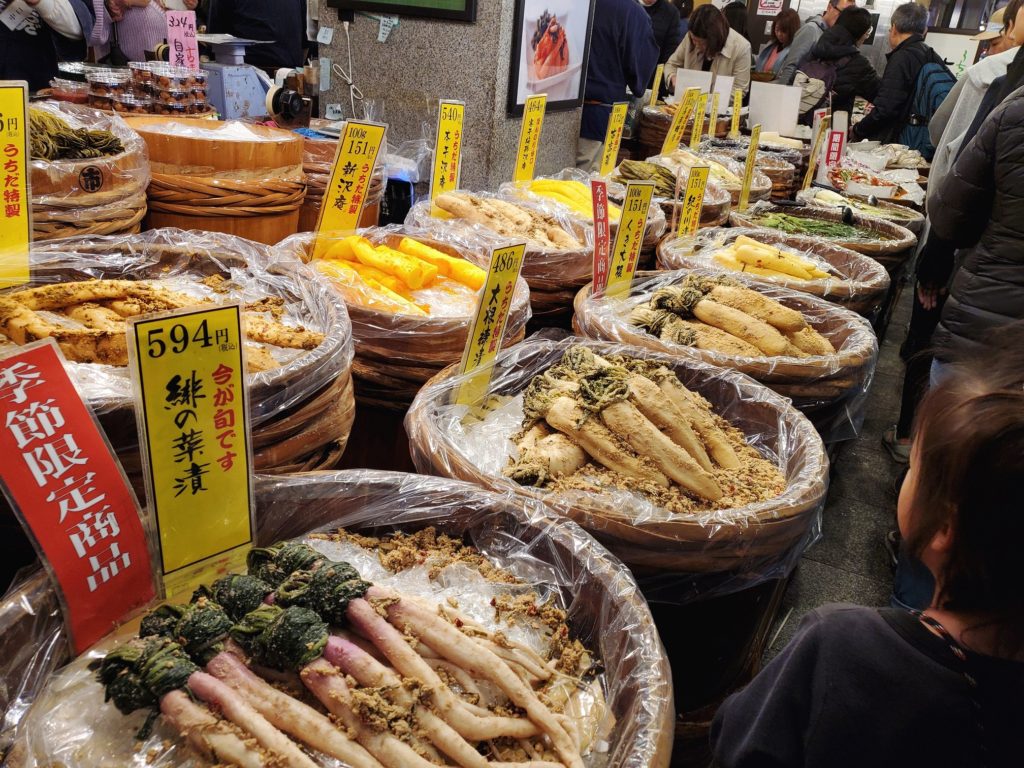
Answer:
[[806, 25, 880, 115], [928, 87, 1024, 363], [644, 0, 685, 65]]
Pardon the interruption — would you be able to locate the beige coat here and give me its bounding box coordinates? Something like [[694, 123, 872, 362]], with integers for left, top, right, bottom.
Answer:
[[665, 28, 752, 94]]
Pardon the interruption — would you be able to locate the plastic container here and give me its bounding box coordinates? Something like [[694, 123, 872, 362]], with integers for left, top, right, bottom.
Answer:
[[112, 93, 152, 115], [128, 61, 154, 86], [86, 93, 113, 110], [86, 69, 131, 97], [148, 63, 196, 89], [154, 87, 192, 106], [152, 101, 189, 116], [48, 78, 90, 104]]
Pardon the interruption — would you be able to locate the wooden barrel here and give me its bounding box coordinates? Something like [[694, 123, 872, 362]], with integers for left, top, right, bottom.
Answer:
[[2, 470, 674, 768], [124, 117, 305, 245]]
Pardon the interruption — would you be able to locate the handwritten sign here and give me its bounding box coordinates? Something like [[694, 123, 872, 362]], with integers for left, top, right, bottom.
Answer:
[[0, 340, 155, 652], [0, 81, 30, 288], [677, 166, 710, 237], [739, 124, 761, 212], [316, 120, 387, 239], [514, 94, 547, 183], [128, 304, 254, 597], [661, 87, 700, 155], [429, 99, 465, 201], [804, 115, 832, 190], [591, 179, 611, 296], [165, 11, 200, 70], [605, 181, 654, 298], [730, 88, 743, 139], [455, 243, 527, 406], [689, 93, 709, 149], [599, 102, 629, 177], [649, 64, 665, 107]]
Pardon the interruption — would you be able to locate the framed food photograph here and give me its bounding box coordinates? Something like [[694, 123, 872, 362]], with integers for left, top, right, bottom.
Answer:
[[506, 0, 597, 116], [326, 0, 477, 22]]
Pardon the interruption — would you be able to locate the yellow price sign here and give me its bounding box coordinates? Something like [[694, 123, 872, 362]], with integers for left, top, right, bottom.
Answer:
[[649, 63, 664, 107], [514, 94, 547, 182], [128, 304, 255, 597], [606, 181, 655, 298], [661, 87, 700, 155], [708, 92, 720, 140], [803, 115, 832, 190], [739, 124, 761, 212], [730, 89, 743, 139], [455, 242, 527, 405], [316, 120, 387, 237], [0, 81, 31, 288], [429, 99, 465, 201], [677, 166, 710, 237], [689, 93, 708, 150], [599, 102, 629, 177]]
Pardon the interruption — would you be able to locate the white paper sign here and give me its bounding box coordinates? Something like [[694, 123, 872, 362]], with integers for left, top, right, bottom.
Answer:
[[757, 0, 784, 15], [377, 15, 398, 42], [317, 26, 334, 45], [673, 69, 712, 101], [749, 81, 802, 136], [1, 0, 32, 31], [319, 57, 331, 92]]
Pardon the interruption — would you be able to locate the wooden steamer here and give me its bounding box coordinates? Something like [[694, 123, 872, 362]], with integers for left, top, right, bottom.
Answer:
[[125, 117, 305, 245]]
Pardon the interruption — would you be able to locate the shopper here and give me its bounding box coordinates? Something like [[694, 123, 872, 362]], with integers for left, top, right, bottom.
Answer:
[[207, 0, 308, 71], [666, 4, 751, 93], [851, 2, 953, 148], [640, 0, 685, 66], [577, 0, 659, 170], [755, 9, 801, 82], [795, 6, 879, 121], [711, 326, 1024, 768], [0, 0, 95, 91], [673, 0, 693, 37], [106, 0, 199, 63], [777, 0, 855, 87], [722, 1, 749, 41]]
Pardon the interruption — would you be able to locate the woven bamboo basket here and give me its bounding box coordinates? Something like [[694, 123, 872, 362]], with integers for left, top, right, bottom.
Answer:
[[637, 105, 730, 157], [406, 336, 828, 575], [276, 227, 531, 410], [572, 269, 879, 441], [30, 102, 149, 241], [1, 470, 674, 768], [298, 134, 384, 232], [124, 117, 305, 245], [649, 151, 774, 208], [709, 151, 795, 201], [794, 188, 926, 236], [729, 202, 918, 268], [656, 228, 891, 316], [700, 137, 808, 194]]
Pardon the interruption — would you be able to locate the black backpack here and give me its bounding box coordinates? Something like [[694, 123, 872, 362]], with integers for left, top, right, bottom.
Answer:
[[898, 52, 956, 160]]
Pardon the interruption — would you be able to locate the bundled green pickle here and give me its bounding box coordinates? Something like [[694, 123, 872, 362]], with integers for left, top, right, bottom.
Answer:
[[29, 107, 124, 161]]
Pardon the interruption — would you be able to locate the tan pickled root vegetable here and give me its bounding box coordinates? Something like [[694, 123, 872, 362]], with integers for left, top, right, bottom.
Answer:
[[434, 193, 584, 251]]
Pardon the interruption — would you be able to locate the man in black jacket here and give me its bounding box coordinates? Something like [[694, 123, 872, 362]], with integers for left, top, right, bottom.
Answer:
[[640, 0, 684, 66], [805, 7, 880, 115], [852, 2, 938, 142]]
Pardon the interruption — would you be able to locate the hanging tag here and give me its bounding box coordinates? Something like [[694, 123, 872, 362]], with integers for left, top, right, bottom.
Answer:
[[165, 10, 200, 70], [317, 26, 335, 45], [739, 124, 761, 211], [803, 115, 832, 190], [319, 57, 331, 92], [649, 63, 665, 107], [325, 103, 343, 120], [661, 87, 700, 155], [599, 102, 629, 177], [0, 80, 30, 288], [377, 15, 398, 42], [514, 94, 547, 182], [315, 120, 387, 252], [689, 92, 709, 150], [605, 181, 655, 298], [455, 243, 527, 406], [1, 0, 32, 31], [429, 99, 465, 201], [678, 166, 710, 237], [729, 88, 743, 139], [0, 340, 156, 652], [591, 179, 611, 296]]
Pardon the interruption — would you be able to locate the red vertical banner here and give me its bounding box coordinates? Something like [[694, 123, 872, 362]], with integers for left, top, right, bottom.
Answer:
[[591, 179, 611, 297], [0, 340, 155, 653]]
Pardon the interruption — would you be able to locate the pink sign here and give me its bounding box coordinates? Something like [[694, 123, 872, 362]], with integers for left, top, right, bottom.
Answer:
[[166, 10, 200, 71]]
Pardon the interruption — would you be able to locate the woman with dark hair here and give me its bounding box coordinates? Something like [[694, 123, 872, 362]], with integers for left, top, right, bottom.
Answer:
[[723, 1, 749, 40], [665, 3, 752, 93], [755, 8, 801, 81]]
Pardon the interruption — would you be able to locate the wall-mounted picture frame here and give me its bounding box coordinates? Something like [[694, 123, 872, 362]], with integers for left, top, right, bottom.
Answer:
[[326, 0, 477, 23], [506, 0, 597, 116]]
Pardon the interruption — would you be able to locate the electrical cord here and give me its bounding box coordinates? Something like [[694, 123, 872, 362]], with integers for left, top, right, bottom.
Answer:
[[331, 21, 366, 120]]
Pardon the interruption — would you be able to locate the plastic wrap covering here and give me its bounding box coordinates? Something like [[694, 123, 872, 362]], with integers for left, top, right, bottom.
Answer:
[[29, 102, 150, 241], [823, 158, 925, 206], [635, 104, 731, 151], [407, 191, 593, 323], [276, 225, 532, 408], [299, 128, 386, 232], [648, 148, 773, 207], [572, 269, 878, 442], [701, 150, 795, 201], [611, 159, 732, 228], [407, 332, 826, 592], [794, 187, 925, 235], [124, 117, 306, 245], [498, 168, 668, 251], [1, 470, 674, 768], [699, 136, 806, 180], [656, 227, 891, 317]]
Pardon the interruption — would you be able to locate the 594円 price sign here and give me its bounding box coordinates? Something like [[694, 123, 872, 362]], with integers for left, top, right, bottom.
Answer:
[[128, 304, 255, 597]]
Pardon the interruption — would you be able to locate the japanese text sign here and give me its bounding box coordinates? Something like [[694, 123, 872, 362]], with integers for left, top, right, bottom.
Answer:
[[514, 94, 547, 183], [689, 92, 709, 149], [455, 243, 526, 406], [605, 181, 655, 298], [0, 340, 155, 653], [661, 87, 700, 155], [804, 115, 832, 190], [599, 102, 629, 177], [650, 64, 665, 107], [678, 165, 710, 237], [739, 124, 761, 212], [128, 304, 254, 597], [429, 99, 465, 201], [165, 11, 200, 71], [591, 179, 611, 296], [0, 81, 30, 288], [820, 129, 846, 184], [730, 88, 742, 139], [316, 120, 387, 237]]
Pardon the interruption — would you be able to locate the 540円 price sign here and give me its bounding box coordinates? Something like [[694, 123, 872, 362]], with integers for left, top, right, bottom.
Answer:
[[128, 304, 255, 597]]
